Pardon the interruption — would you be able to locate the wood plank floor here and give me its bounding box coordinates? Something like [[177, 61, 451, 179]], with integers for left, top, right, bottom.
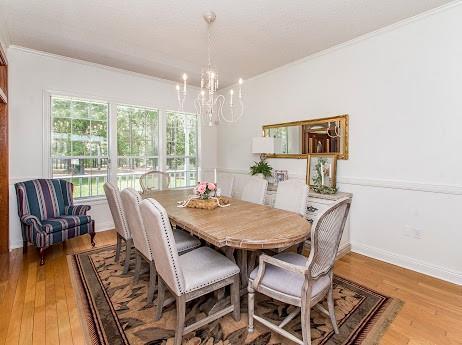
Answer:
[[0, 230, 461, 345]]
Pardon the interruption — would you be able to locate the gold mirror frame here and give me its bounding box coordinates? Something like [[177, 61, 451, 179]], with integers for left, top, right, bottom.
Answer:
[[262, 114, 349, 160]]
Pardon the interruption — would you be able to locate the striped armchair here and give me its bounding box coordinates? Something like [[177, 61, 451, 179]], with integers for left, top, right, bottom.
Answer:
[[15, 179, 95, 265]]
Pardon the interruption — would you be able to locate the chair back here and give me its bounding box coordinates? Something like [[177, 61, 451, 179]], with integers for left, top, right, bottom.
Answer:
[[217, 173, 234, 197], [120, 188, 152, 261], [306, 198, 351, 279], [274, 179, 308, 215], [15, 179, 73, 220], [140, 198, 185, 296], [139, 171, 170, 192], [103, 182, 130, 240], [240, 177, 268, 205]]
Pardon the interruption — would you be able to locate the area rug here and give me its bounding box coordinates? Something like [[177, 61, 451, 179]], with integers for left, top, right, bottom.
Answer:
[[68, 245, 402, 345]]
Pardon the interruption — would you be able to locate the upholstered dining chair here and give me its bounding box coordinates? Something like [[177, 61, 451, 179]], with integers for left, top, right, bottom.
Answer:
[[248, 198, 351, 345], [104, 182, 132, 274], [139, 170, 170, 192], [15, 179, 95, 265], [140, 198, 241, 345], [217, 173, 234, 197], [120, 188, 201, 303], [240, 177, 268, 205], [274, 179, 309, 215]]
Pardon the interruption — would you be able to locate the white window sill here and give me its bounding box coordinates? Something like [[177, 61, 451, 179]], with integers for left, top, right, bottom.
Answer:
[[74, 197, 108, 206]]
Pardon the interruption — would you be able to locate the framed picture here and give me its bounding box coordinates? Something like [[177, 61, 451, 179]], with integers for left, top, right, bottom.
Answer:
[[306, 154, 337, 188], [273, 170, 289, 184]]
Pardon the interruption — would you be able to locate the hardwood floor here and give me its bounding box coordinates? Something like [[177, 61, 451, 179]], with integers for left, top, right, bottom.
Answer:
[[0, 230, 461, 345]]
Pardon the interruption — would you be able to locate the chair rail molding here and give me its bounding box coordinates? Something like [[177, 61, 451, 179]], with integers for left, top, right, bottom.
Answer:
[[217, 169, 462, 196]]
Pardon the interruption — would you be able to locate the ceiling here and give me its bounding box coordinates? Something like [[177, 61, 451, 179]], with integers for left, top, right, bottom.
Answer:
[[0, 0, 455, 87]]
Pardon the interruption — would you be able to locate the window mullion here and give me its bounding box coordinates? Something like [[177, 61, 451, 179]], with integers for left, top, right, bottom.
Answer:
[[159, 109, 166, 189], [109, 103, 118, 184]]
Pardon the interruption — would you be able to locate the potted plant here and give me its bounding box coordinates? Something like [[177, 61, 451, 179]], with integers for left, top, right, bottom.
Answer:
[[250, 159, 273, 179]]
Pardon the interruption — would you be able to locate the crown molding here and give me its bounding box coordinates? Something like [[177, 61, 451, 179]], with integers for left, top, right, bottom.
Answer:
[[219, 0, 462, 92], [8, 45, 200, 90]]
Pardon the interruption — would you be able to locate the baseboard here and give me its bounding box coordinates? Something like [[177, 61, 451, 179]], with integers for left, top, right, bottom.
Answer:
[[337, 242, 351, 259], [351, 242, 462, 285]]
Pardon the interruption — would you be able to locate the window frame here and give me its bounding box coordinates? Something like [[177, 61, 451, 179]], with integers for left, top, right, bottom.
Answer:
[[43, 90, 201, 204]]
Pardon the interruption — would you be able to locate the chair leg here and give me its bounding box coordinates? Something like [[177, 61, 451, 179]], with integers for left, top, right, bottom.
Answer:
[[23, 240, 28, 254], [301, 299, 312, 345], [248, 285, 255, 333], [327, 285, 339, 334], [39, 247, 46, 266], [133, 251, 142, 283], [123, 239, 132, 274], [147, 261, 157, 304], [231, 275, 241, 321], [115, 234, 121, 263], [174, 295, 186, 345], [155, 278, 166, 321], [90, 232, 96, 247]]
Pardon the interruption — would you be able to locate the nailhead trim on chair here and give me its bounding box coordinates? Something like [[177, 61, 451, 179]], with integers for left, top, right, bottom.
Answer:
[[106, 183, 131, 240], [146, 198, 185, 293], [132, 191, 155, 262], [184, 270, 239, 293]]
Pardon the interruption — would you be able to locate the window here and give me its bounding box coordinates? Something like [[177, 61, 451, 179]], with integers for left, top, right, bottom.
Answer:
[[117, 105, 159, 190], [166, 112, 198, 188], [49, 94, 199, 200], [51, 96, 109, 199]]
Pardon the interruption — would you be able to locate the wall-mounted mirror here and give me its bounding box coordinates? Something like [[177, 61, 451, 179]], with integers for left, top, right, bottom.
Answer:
[[262, 114, 349, 159]]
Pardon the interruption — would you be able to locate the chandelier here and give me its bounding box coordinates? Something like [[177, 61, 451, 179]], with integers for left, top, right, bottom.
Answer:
[[176, 11, 244, 126]]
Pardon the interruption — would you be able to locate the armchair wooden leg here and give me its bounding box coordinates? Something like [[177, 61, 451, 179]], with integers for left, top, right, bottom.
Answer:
[[301, 299, 312, 345], [147, 261, 157, 304], [174, 295, 186, 345], [23, 241, 28, 254], [90, 232, 96, 247], [123, 239, 132, 274], [248, 285, 255, 333], [115, 234, 121, 263], [327, 285, 339, 334], [231, 275, 241, 321], [39, 247, 47, 266], [155, 278, 166, 321]]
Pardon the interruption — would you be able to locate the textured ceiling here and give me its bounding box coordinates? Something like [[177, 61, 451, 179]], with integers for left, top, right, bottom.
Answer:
[[0, 0, 455, 87]]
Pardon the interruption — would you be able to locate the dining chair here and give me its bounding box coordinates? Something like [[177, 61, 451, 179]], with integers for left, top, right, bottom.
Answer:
[[217, 173, 234, 197], [140, 198, 241, 345], [274, 179, 309, 215], [104, 182, 132, 274], [240, 177, 268, 205], [139, 170, 170, 192], [248, 198, 351, 345], [120, 188, 201, 303]]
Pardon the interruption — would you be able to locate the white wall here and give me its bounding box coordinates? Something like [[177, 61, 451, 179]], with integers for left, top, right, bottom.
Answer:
[[218, 4, 462, 284], [8, 46, 217, 249]]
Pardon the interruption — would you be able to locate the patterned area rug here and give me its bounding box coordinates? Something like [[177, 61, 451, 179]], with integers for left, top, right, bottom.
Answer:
[[68, 246, 402, 345]]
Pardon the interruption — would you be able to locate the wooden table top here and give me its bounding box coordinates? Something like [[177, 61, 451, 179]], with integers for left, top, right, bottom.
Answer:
[[141, 189, 311, 250]]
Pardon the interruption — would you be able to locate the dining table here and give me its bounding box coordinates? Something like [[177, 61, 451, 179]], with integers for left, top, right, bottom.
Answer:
[[141, 188, 311, 288]]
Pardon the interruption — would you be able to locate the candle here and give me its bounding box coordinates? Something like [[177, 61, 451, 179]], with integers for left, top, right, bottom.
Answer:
[[329, 163, 332, 178], [214, 168, 217, 184], [238, 78, 243, 98], [182, 73, 188, 94], [230, 89, 234, 106], [321, 162, 325, 186]]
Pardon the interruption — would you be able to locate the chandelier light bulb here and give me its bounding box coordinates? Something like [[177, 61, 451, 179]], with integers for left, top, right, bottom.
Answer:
[[182, 73, 188, 81], [230, 89, 234, 95], [176, 84, 180, 91], [238, 78, 243, 85]]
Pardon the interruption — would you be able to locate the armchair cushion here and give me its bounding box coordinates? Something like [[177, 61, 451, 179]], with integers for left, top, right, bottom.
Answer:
[[179, 247, 240, 293], [64, 205, 91, 215], [249, 252, 330, 299], [43, 215, 92, 234]]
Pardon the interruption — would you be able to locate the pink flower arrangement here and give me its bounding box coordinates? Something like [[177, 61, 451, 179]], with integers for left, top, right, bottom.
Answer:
[[195, 181, 217, 199]]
